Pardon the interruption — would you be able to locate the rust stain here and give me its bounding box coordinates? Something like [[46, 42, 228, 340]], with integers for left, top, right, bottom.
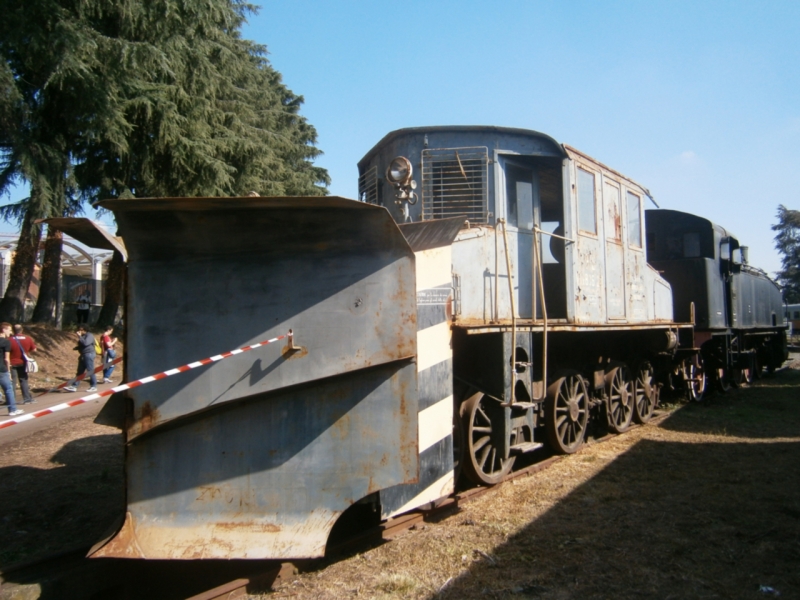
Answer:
[[214, 521, 281, 533], [133, 401, 160, 435], [196, 486, 222, 501], [282, 345, 308, 360], [89, 512, 146, 559], [331, 413, 350, 439]]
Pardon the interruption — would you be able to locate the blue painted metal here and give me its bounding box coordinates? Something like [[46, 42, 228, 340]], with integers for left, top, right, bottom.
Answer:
[[92, 197, 420, 559]]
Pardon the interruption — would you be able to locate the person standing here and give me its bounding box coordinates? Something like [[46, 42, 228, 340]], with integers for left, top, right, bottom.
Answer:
[[64, 324, 97, 393], [76, 291, 91, 324], [0, 322, 22, 416], [10, 324, 36, 405], [101, 325, 118, 383]]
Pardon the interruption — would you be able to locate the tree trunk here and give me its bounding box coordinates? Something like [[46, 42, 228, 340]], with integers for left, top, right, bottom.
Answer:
[[31, 225, 63, 324], [0, 209, 42, 323], [95, 250, 125, 328]]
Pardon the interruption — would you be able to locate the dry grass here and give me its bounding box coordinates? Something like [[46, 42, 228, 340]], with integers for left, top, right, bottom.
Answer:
[[262, 360, 800, 600], [0, 348, 797, 599]]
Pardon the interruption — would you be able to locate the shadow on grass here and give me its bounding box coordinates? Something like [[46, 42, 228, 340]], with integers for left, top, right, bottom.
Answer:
[[0, 432, 287, 600], [0, 434, 124, 570], [658, 367, 800, 439], [435, 369, 800, 600]]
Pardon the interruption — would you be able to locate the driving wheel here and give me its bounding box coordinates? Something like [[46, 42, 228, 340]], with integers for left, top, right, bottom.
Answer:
[[632, 361, 656, 424], [606, 365, 634, 433], [460, 392, 514, 485], [545, 371, 589, 454], [684, 355, 706, 401]]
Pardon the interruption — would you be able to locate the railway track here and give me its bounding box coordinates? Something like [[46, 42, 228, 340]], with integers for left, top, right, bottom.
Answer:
[[0, 410, 672, 600]]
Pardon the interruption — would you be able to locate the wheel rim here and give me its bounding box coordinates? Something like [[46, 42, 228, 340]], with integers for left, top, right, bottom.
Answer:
[[715, 368, 732, 393], [606, 366, 633, 433], [461, 393, 514, 485], [684, 356, 706, 401], [633, 362, 656, 423], [731, 367, 752, 386], [546, 373, 588, 454]]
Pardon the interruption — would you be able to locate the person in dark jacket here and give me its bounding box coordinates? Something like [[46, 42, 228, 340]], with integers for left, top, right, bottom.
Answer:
[[64, 324, 97, 393]]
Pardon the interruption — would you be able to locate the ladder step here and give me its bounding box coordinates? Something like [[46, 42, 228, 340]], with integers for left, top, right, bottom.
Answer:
[[509, 442, 544, 454], [508, 402, 538, 410]]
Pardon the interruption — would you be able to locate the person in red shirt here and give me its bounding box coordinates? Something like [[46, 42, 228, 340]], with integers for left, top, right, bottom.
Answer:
[[9, 324, 36, 405], [101, 325, 118, 383]]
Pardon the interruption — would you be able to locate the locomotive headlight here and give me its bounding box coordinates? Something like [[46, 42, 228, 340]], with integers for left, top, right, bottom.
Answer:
[[386, 156, 413, 186]]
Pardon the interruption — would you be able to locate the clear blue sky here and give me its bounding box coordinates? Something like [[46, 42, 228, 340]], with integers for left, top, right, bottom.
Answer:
[[242, 0, 799, 276], [2, 1, 797, 276]]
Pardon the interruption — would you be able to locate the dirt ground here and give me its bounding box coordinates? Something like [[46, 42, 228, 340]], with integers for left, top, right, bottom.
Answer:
[[0, 325, 125, 567], [0, 350, 797, 600]]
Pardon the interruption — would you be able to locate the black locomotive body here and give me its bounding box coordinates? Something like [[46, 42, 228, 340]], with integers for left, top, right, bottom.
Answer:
[[646, 209, 787, 393]]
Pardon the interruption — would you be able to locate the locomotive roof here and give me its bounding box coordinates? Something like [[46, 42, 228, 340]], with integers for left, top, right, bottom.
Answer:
[[646, 208, 738, 242], [358, 125, 567, 168]]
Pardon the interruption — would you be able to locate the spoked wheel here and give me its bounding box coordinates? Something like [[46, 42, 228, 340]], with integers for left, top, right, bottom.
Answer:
[[605, 365, 634, 433], [460, 392, 514, 485], [714, 368, 732, 393], [545, 372, 589, 454], [632, 361, 656, 424], [753, 354, 763, 380], [683, 355, 706, 401], [732, 365, 754, 387]]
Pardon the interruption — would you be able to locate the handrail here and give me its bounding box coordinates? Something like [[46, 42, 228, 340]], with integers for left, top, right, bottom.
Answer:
[[498, 220, 517, 407], [533, 229, 548, 401]]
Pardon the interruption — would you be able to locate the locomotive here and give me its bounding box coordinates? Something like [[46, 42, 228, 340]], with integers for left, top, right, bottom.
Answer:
[[91, 126, 786, 561], [646, 209, 787, 396]]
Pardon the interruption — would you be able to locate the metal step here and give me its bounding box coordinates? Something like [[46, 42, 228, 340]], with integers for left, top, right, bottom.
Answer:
[[508, 402, 538, 410], [509, 441, 544, 454]]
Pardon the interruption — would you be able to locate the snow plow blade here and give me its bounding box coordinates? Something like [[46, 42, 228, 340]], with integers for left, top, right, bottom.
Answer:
[[90, 196, 419, 559]]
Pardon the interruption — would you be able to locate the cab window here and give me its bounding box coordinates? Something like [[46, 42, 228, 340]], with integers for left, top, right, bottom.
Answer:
[[627, 191, 642, 247], [577, 168, 596, 234]]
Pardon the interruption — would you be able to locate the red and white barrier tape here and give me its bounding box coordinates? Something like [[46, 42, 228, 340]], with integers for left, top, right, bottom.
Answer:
[[0, 332, 291, 430]]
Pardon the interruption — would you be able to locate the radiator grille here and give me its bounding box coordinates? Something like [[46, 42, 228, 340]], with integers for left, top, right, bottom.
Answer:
[[358, 166, 380, 205], [422, 147, 489, 223]]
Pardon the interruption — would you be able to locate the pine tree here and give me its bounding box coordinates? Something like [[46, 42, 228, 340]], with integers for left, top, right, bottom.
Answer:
[[773, 205, 800, 303], [1, 0, 329, 324]]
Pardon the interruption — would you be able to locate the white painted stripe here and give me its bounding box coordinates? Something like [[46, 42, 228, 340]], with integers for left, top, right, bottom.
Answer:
[[416, 321, 452, 372], [388, 471, 455, 518], [230, 349, 244, 355], [415, 246, 452, 292], [210, 355, 224, 361], [418, 396, 453, 453], [138, 376, 156, 384], [187, 361, 204, 369], [164, 368, 181, 376]]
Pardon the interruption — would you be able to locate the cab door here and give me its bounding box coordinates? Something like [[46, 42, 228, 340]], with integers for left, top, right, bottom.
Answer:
[[602, 179, 626, 320], [503, 160, 540, 318]]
